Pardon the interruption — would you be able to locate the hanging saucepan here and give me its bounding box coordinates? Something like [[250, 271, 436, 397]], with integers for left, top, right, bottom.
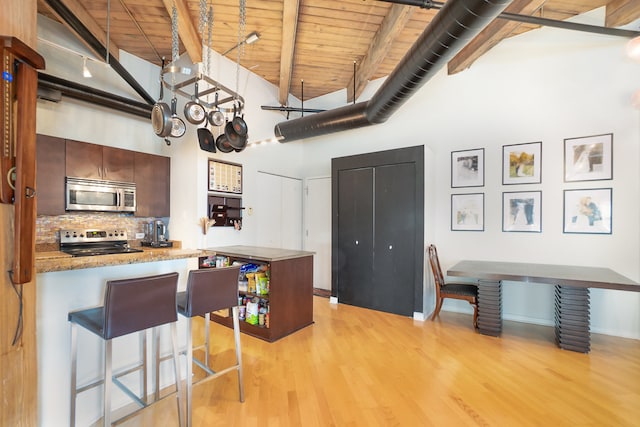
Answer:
[[215, 133, 234, 153], [151, 68, 172, 137], [208, 92, 225, 127], [169, 97, 186, 138], [184, 82, 206, 125]]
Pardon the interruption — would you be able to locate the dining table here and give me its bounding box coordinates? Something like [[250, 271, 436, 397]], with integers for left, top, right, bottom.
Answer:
[[447, 260, 640, 353]]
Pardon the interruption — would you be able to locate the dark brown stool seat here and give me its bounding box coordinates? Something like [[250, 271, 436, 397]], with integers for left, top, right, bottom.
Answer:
[[177, 266, 244, 427], [68, 272, 183, 426]]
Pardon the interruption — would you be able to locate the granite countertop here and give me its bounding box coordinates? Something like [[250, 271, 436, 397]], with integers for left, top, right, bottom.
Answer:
[[202, 245, 314, 262], [35, 246, 203, 273]]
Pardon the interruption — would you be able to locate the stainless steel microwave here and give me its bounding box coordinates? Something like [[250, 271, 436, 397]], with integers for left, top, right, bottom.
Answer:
[[65, 177, 136, 212]]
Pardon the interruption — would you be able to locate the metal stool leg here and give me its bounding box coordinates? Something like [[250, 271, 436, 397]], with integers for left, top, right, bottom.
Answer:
[[70, 323, 78, 427], [204, 312, 211, 364], [185, 317, 194, 427], [231, 306, 244, 402], [153, 328, 161, 402], [141, 331, 148, 403], [104, 339, 113, 426], [171, 322, 184, 427]]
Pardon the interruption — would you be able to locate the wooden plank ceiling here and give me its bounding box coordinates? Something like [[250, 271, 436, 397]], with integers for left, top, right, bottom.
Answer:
[[37, 0, 640, 105]]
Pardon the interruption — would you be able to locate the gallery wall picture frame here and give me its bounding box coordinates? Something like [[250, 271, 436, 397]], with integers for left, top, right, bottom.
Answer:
[[564, 133, 612, 182], [502, 191, 542, 232], [502, 141, 542, 185], [451, 193, 484, 231], [451, 148, 484, 188], [563, 188, 612, 234]]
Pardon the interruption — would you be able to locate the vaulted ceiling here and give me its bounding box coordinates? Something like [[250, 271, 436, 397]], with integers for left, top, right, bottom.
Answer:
[[37, 0, 640, 106]]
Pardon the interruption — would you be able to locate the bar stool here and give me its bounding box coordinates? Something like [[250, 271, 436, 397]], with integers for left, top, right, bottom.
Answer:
[[177, 266, 244, 427], [68, 272, 183, 427]]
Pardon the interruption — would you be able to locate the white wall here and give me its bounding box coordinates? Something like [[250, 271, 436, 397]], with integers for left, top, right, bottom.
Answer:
[[297, 11, 640, 339]]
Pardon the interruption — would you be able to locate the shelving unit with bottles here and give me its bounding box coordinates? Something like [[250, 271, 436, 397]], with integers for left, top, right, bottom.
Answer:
[[199, 246, 314, 342]]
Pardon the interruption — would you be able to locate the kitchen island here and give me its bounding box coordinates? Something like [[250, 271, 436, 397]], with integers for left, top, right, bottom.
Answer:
[[35, 246, 201, 426], [202, 246, 314, 342]]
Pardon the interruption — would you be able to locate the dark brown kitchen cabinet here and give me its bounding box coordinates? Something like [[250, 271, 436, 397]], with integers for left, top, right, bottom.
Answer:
[[36, 134, 66, 215], [66, 139, 134, 182], [134, 151, 170, 217]]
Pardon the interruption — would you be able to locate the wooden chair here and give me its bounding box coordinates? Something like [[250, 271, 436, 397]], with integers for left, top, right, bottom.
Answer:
[[427, 244, 478, 328]]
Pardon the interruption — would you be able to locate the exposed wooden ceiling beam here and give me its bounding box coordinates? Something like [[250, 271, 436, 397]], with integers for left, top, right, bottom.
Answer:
[[448, 0, 546, 75], [40, 0, 120, 61], [161, 0, 201, 64], [605, 0, 640, 27], [346, 4, 414, 103], [279, 0, 300, 105]]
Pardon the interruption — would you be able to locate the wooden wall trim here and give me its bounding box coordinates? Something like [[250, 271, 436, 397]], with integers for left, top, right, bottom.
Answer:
[[1, 0, 39, 426]]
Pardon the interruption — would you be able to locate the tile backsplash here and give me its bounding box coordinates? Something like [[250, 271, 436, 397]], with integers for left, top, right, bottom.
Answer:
[[36, 213, 161, 245]]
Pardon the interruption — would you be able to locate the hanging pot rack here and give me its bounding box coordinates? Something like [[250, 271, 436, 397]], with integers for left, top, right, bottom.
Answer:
[[160, 66, 244, 114]]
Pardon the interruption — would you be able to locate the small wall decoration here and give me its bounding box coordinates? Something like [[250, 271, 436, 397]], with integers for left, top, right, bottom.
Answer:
[[502, 191, 542, 232], [502, 141, 542, 185], [564, 133, 612, 182], [451, 148, 484, 188], [451, 193, 484, 231], [563, 188, 612, 234], [208, 159, 243, 193]]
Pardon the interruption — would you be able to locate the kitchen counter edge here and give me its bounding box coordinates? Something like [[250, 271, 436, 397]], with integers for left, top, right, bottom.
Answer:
[[201, 245, 314, 262], [35, 248, 204, 273]]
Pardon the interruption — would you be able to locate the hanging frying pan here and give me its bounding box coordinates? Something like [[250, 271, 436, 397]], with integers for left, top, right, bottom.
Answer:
[[151, 64, 172, 137], [184, 81, 206, 124], [225, 125, 247, 150], [225, 104, 248, 138], [197, 127, 216, 153], [208, 93, 225, 127], [169, 97, 186, 138], [215, 133, 234, 153]]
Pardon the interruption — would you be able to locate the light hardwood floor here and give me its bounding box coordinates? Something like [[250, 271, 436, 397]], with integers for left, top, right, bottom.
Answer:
[[120, 296, 640, 427]]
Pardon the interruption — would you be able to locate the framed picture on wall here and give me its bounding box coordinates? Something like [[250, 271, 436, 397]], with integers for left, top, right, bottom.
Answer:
[[208, 159, 243, 193], [564, 133, 612, 182], [502, 191, 542, 232], [563, 188, 612, 234], [451, 193, 484, 231], [451, 148, 484, 188], [502, 141, 542, 185]]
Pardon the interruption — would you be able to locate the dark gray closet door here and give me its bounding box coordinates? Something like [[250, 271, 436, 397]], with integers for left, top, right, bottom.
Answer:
[[372, 163, 416, 316], [332, 145, 424, 317], [336, 167, 374, 308]]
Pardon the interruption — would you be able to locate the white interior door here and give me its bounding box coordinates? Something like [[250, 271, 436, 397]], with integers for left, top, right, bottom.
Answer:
[[304, 176, 331, 290], [256, 171, 302, 250]]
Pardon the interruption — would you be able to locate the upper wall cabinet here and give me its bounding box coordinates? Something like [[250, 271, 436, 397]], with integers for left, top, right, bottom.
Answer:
[[36, 135, 171, 217], [134, 151, 170, 217], [36, 134, 66, 215], [66, 139, 134, 182]]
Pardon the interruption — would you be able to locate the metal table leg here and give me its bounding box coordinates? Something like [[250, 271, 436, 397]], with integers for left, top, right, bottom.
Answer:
[[477, 280, 502, 336], [554, 285, 591, 353]]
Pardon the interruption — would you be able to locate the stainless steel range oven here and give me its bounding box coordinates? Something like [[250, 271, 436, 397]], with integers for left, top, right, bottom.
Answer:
[[60, 229, 143, 257]]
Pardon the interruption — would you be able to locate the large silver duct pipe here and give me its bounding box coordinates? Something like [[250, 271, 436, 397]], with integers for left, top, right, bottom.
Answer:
[[274, 0, 512, 143]]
